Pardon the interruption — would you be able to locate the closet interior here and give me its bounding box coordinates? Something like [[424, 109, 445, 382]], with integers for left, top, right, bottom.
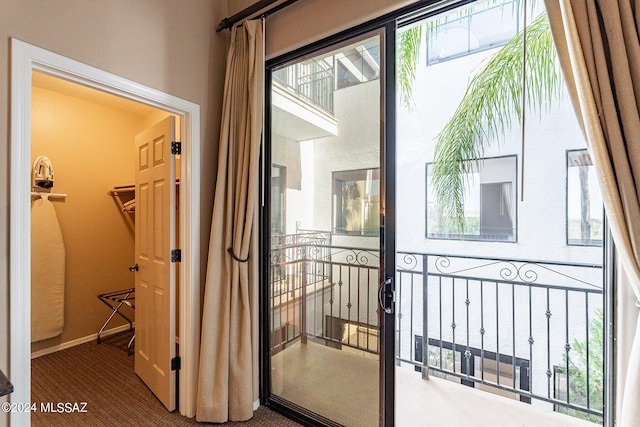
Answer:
[[30, 70, 180, 364]]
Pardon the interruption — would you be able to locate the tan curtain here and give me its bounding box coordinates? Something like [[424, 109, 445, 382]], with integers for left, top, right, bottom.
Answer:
[[544, 1, 640, 425], [197, 19, 264, 423]]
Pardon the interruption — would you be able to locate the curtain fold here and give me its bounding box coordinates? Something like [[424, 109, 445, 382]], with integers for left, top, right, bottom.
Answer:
[[196, 19, 264, 423], [544, 1, 640, 425]]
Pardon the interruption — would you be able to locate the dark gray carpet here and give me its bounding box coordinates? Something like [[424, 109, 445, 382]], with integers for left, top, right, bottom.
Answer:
[[31, 332, 301, 426]]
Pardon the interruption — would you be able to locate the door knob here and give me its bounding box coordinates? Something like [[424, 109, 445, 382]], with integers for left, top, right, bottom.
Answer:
[[129, 263, 139, 272]]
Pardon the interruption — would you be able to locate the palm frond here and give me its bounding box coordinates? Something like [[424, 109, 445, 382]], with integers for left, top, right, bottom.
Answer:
[[397, 0, 540, 111], [431, 12, 563, 231], [398, 25, 423, 110]]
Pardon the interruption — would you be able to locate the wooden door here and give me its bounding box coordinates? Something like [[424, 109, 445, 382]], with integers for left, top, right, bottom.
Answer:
[[134, 116, 176, 411]]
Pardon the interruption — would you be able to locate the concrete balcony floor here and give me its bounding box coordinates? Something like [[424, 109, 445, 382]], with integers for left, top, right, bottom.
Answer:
[[271, 340, 599, 427]]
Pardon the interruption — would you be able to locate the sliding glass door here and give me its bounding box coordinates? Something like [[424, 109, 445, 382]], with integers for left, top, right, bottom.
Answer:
[[265, 30, 388, 426], [263, 2, 609, 426]]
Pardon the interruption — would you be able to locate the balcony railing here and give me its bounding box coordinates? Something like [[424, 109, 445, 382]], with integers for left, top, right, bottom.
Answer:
[[269, 232, 604, 423], [273, 60, 334, 115]]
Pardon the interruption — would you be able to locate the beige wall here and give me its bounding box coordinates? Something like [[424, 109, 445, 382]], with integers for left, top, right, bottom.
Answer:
[[227, 0, 415, 58], [0, 1, 228, 424], [29, 86, 166, 354]]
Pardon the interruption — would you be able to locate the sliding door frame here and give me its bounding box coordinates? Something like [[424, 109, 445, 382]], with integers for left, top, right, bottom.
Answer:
[[381, 20, 397, 427], [261, 22, 394, 427]]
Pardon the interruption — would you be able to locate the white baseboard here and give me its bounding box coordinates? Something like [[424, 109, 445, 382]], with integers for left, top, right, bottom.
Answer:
[[31, 323, 134, 359], [253, 399, 260, 411]]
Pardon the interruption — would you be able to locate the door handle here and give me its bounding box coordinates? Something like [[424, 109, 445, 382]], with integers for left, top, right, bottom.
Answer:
[[378, 277, 395, 315], [129, 263, 139, 272]]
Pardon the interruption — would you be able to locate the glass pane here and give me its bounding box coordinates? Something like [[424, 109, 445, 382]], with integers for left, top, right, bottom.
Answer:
[[269, 32, 382, 427], [333, 168, 381, 236], [567, 150, 603, 246], [396, 1, 604, 425], [426, 0, 520, 64], [426, 156, 517, 241]]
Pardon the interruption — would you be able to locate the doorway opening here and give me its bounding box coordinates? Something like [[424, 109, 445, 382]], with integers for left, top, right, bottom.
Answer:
[[10, 39, 201, 425], [29, 70, 179, 413]]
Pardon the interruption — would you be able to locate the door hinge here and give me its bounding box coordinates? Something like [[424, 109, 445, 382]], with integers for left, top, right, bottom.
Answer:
[[171, 141, 181, 155], [171, 249, 181, 262], [171, 356, 181, 371]]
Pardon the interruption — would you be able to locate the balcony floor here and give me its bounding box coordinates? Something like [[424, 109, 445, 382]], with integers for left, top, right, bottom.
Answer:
[[271, 341, 599, 427]]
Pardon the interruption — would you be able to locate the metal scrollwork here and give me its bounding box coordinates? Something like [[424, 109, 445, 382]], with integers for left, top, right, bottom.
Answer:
[[435, 256, 451, 273], [431, 256, 544, 285], [270, 250, 282, 265], [308, 245, 322, 260], [346, 249, 373, 266], [498, 261, 518, 281], [517, 263, 539, 283], [399, 253, 419, 271]]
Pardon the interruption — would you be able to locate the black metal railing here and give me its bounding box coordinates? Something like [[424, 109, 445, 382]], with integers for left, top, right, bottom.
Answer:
[[273, 60, 335, 115], [270, 231, 333, 353], [270, 231, 379, 354], [269, 232, 604, 422], [396, 251, 604, 422]]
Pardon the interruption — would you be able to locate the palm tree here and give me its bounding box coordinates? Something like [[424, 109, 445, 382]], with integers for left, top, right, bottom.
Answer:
[[398, 9, 565, 231]]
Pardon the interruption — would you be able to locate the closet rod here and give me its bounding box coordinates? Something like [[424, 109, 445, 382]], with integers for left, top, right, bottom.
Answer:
[[216, 0, 299, 32], [31, 192, 67, 200], [108, 185, 135, 196]]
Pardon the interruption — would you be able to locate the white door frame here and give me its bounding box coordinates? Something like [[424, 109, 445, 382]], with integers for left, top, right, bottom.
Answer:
[[9, 38, 201, 424]]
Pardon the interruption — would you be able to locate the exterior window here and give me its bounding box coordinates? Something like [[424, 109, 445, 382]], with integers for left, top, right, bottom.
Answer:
[[426, 0, 520, 65], [335, 39, 380, 90], [567, 149, 603, 246], [426, 156, 517, 242], [333, 168, 380, 236]]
